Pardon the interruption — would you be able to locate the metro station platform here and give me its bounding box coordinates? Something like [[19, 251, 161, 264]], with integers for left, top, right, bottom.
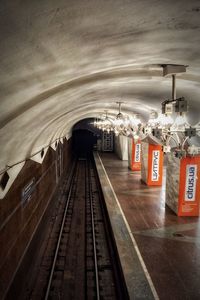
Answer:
[[96, 152, 200, 300]]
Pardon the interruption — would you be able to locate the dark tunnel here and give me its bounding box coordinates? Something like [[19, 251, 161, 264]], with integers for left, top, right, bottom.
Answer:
[[72, 129, 97, 157]]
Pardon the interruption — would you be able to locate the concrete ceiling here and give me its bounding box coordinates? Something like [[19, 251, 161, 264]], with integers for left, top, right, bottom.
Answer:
[[0, 0, 200, 180]]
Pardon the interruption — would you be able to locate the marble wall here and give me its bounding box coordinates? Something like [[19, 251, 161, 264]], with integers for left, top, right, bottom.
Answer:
[[165, 153, 180, 214], [0, 139, 72, 299], [141, 142, 149, 183], [128, 137, 132, 169]]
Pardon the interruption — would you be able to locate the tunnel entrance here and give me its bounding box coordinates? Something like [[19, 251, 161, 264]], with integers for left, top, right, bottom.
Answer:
[[72, 129, 97, 157], [72, 118, 115, 157], [72, 118, 101, 158]]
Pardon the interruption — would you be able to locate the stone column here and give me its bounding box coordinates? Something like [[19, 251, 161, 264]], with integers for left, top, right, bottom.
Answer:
[[166, 153, 200, 216]]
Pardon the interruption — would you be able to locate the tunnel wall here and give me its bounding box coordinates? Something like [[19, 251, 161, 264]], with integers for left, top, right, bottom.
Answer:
[[0, 138, 72, 299]]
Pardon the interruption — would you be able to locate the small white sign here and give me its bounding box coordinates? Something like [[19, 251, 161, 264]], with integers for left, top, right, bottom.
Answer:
[[134, 144, 141, 162], [151, 150, 160, 181], [185, 165, 197, 201], [21, 178, 35, 207]]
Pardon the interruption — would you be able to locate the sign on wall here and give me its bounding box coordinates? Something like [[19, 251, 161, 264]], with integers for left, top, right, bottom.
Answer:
[[185, 165, 197, 201], [134, 143, 141, 163], [151, 150, 160, 181], [102, 132, 114, 152], [21, 178, 35, 207]]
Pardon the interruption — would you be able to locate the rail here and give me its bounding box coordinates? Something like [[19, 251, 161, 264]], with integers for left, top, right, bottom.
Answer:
[[87, 160, 100, 300], [44, 161, 78, 300]]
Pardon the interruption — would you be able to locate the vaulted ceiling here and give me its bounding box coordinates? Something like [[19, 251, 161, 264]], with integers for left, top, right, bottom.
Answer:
[[0, 0, 200, 176]]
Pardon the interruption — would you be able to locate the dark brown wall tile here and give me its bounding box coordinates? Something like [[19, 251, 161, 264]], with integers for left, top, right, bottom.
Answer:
[[0, 139, 72, 299]]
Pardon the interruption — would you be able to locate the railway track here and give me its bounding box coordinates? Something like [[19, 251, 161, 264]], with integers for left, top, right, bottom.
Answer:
[[28, 156, 129, 300]]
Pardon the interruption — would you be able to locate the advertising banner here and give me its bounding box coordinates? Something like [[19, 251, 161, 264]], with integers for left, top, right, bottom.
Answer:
[[147, 144, 163, 186], [129, 139, 141, 171], [178, 156, 200, 216]]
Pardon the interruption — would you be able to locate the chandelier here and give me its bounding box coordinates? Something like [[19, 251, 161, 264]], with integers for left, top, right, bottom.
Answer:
[[112, 102, 127, 136], [112, 102, 142, 137], [94, 102, 142, 139], [94, 111, 113, 133], [147, 96, 200, 156], [93, 66, 200, 158]]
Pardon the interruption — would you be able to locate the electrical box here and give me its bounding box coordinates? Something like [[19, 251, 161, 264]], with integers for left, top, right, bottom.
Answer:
[[185, 127, 196, 137], [175, 98, 188, 113], [152, 128, 162, 139], [174, 149, 186, 159], [165, 103, 173, 114]]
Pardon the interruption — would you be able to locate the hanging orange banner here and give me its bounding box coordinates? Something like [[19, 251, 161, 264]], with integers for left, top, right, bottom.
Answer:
[[178, 156, 200, 216], [147, 144, 163, 186], [130, 140, 141, 171]]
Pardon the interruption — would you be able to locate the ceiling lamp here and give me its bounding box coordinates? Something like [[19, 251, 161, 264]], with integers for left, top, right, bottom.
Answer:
[[147, 111, 159, 127], [130, 114, 142, 126], [101, 111, 113, 133], [95, 111, 113, 133], [93, 117, 98, 127], [96, 115, 105, 130], [171, 114, 189, 129], [142, 111, 159, 136], [113, 102, 128, 136], [150, 65, 190, 150], [127, 114, 142, 141], [153, 73, 200, 157], [158, 114, 174, 128]]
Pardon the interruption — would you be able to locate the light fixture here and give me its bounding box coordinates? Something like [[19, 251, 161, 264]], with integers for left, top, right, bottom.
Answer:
[[147, 111, 159, 127], [158, 114, 174, 127], [93, 117, 98, 127], [155, 95, 200, 157], [96, 111, 114, 134], [172, 114, 188, 128], [130, 114, 141, 126], [113, 102, 127, 135], [92, 63, 200, 159]]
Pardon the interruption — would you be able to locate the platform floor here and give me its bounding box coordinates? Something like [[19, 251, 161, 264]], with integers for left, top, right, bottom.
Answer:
[[99, 152, 200, 300]]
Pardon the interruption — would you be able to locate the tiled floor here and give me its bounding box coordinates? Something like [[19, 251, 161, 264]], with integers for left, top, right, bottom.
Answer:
[[100, 152, 200, 300]]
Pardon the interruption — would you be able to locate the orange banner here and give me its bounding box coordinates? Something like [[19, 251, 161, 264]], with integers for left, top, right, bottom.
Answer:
[[130, 140, 141, 171], [147, 144, 163, 186], [178, 156, 200, 216]]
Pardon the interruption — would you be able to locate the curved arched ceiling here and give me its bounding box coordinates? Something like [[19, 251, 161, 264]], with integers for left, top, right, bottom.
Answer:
[[0, 0, 200, 172]]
